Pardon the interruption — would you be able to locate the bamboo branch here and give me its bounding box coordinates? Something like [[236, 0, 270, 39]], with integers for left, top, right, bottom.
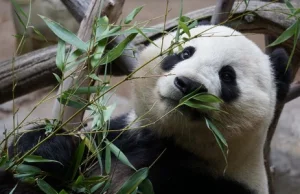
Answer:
[[52, 0, 126, 130], [1, 1, 299, 104]]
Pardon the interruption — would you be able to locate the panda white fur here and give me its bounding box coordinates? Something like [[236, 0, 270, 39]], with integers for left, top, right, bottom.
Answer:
[[0, 25, 291, 194]]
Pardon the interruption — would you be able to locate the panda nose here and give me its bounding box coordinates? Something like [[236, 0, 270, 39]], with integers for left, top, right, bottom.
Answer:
[[174, 76, 207, 95]]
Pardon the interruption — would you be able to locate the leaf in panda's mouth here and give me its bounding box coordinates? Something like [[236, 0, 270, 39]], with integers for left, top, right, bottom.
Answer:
[[178, 89, 228, 173], [178, 89, 223, 113]]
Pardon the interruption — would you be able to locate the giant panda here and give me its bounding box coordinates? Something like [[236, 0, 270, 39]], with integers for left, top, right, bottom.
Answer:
[[0, 25, 291, 194]]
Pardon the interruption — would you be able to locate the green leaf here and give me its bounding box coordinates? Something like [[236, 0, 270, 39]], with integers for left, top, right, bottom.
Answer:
[[98, 33, 138, 66], [53, 73, 62, 83], [91, 38, 108, 67], [31, 27, 47, 42], [178, 21, 191, 37], [180, 16, 191, 22], [39, 15, 88, 51], [188, 20, 198, 30], [58, 190, 68, 194], [96, 27, 160, 42], [103, 103, 116, 122], [183, 101, 221, 112], [109, 26, 122, 34], [179, 88, 201, 104], [105, 145, 111, 174], [16, 164, 41, 175], [268, 21, 298, 47], [124, 6, 144, 24], [66, 86, 109, 95], [138, 179, 154, 194], [96, 16, 109, 38], [116, 167, 149, 194], [135, 28, 158, 47], [9, 183, 18, 194], [24, 155, 63, 166], [11, 0, 28, 19], [293, 9, 300, 16], [175, 0, 184, 43], [286, 20, 300, 70], [13, 10, 26, 30], [205, 118, 228, 172], [66, 139, 86, 180], [0, 155, 7, 167], [285, 0, 295, 14], [89, 74, 102, 82], [192, 94, 223, 103], [56, 39, 66, 71], [205, 118, 227, 147], [91, 181, 106, 193], [57, 97, 86, 109], [66, 49, 84, 66], [105, 140, 136, 171], [37, 179, 58, 194], [243, 0, 249, 6]]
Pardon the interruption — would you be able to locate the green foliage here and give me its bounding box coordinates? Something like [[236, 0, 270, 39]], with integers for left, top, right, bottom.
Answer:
[[5, 1, 300, 194], [116, 167, 149, 194], [124, 6, 144, 24], [37, 179, 58, 194], [39, 15, 88, 51]]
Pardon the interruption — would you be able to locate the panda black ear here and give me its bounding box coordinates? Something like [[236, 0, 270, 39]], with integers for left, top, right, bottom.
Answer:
[[269, 48, 292, 102]]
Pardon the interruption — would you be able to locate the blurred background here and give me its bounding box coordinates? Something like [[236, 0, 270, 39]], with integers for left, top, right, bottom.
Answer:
[[0, 0, 299, 193]]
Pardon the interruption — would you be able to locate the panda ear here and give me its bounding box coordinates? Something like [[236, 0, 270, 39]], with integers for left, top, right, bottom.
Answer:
[[269, 48, 292, 102]]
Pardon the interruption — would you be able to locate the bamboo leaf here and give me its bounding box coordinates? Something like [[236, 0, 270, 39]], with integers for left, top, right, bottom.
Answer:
[[96, 27, 160, 42], [105, 140, 136, 171], [205, 118, 227, 147], [66, 86, 109, 95], [24, 155, 63, 166], [89, 74, 102, 82], [37, 179, 58, 194], [39, 15, 88, 51], [11, 0, 28, 18], [183, 101, 221, 112], [192, 94, 223, 103], [103, 103, 116, 122], [135, 28, 158, 47], [116, 168, 149, 194], [105, 145, 111, 174], [53, 73, 62, 83], [285, 0, 295, 13], [138, 179, 154, 194], [268, 21, 298, 47], [124, 6, 144, 24], [66, 139, 86, 180], [16, 164, 41, 175], [178, 21, 191, 37], [98, 33, 138, 66], [96, 16, 109, 38], [56, 39, 66, 71], [58, 190, 68, 194], [91, 38, 108, 67], [57, 96, 87, 109]]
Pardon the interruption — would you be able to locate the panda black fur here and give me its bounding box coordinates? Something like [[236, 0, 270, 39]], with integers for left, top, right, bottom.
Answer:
[[0, 25, 291, 194]]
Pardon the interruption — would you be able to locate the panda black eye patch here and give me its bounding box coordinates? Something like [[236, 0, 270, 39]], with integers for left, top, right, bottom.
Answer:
[[219, 65, 240, 102], [161, 46, 196, 71]]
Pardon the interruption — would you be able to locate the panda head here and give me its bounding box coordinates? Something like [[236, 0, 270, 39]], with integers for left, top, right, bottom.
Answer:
[[131, 25, 290, 142]]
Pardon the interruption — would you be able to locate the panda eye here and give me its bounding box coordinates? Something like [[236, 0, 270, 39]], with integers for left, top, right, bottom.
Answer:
[[219, 66, 236, 83], [220, 72, 234, 82], [179, 46, 196, 60]]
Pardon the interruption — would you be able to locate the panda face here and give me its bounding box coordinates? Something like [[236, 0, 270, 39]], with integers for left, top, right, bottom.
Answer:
[[132, 25, 276, 141]]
